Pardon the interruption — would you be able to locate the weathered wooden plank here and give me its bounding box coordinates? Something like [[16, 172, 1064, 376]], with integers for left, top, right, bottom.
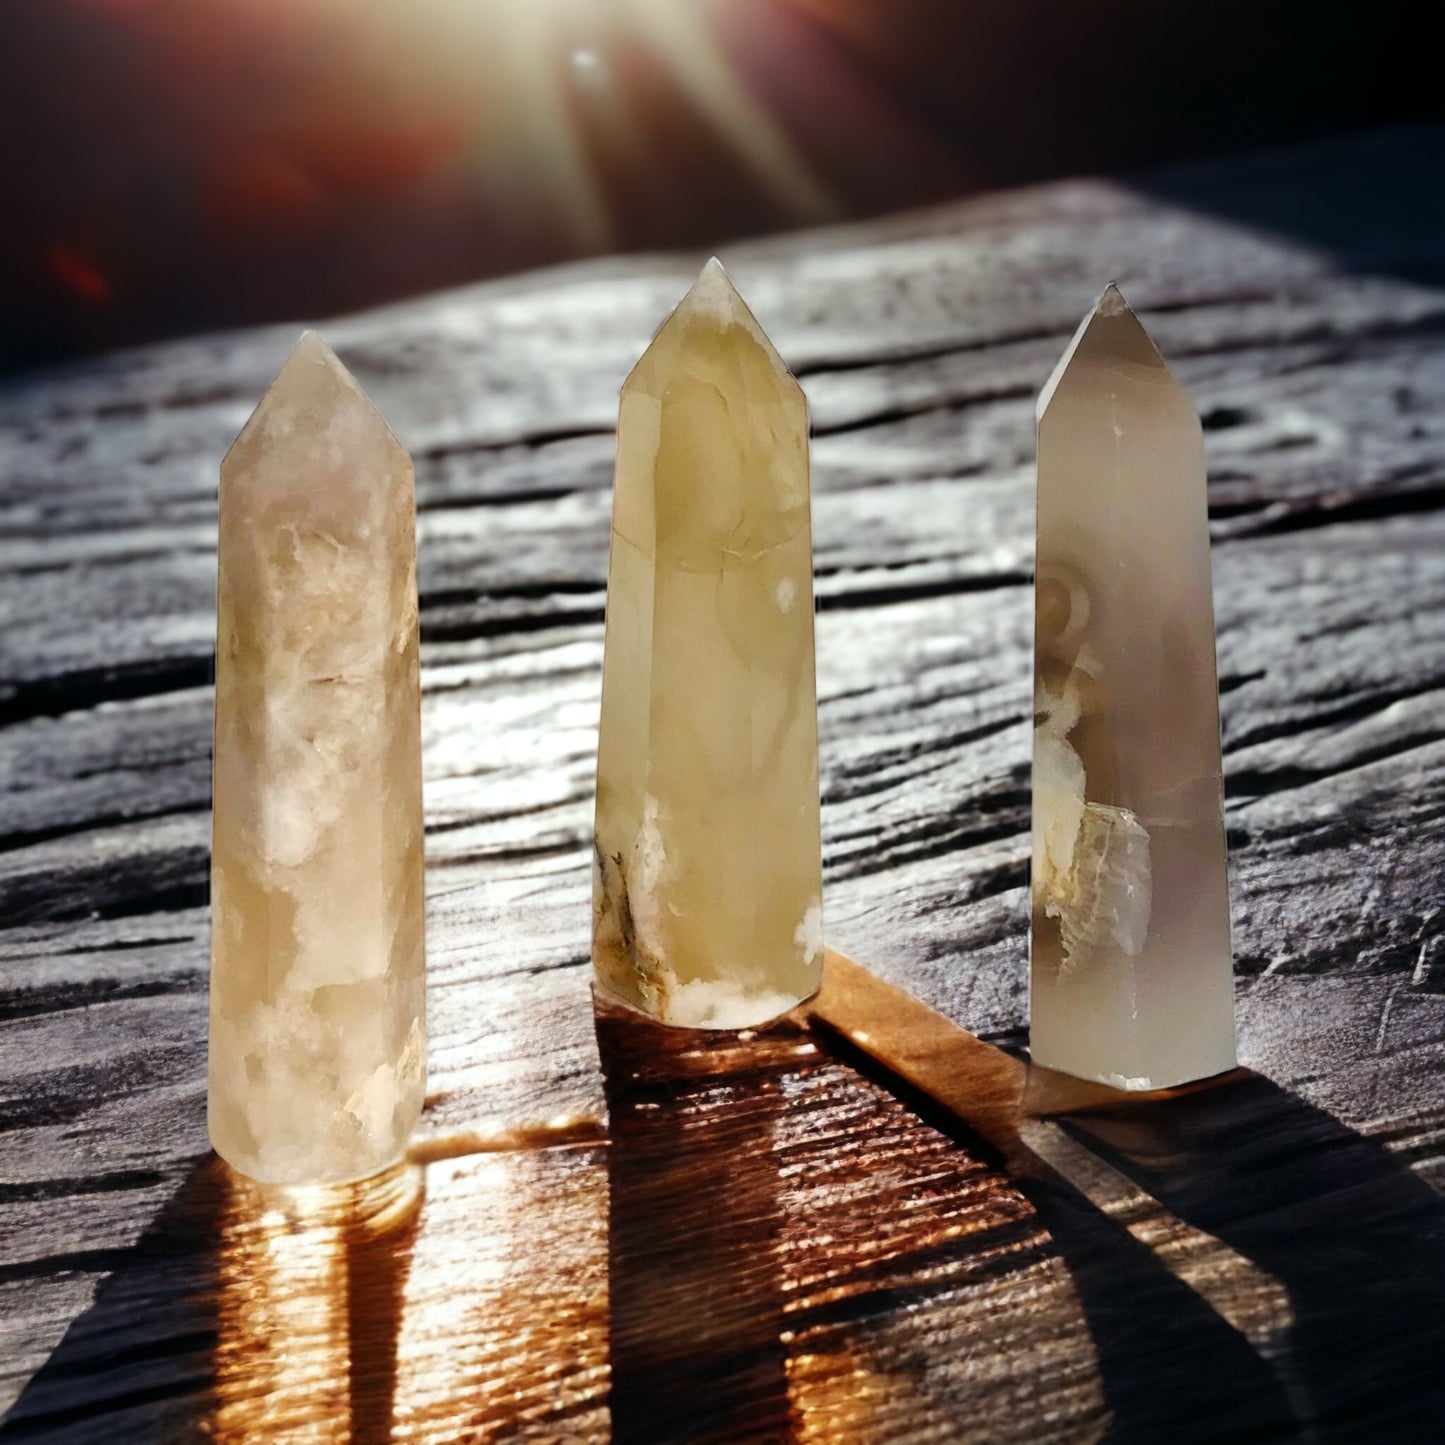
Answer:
[[2, 127, 1444, 1438]]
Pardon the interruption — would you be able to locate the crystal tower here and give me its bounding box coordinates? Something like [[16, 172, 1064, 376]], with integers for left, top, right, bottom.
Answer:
[[209, 333, 426, 1182], [593, 261, 824, 1028], [1031, 286, 1236, 1090]]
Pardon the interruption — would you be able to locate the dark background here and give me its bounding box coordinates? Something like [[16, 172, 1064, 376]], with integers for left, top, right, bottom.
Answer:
[[1, 0, 1436, 372]]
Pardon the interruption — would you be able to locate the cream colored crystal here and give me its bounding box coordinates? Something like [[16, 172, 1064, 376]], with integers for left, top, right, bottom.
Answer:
[[209, 332, 426, 1183], [592, 260, 823, 1028], [1030, 286, 1236, 1090]]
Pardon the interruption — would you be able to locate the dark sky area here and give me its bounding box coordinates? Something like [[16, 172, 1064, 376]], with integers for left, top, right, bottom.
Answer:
[[0, 0, 1437, 371]]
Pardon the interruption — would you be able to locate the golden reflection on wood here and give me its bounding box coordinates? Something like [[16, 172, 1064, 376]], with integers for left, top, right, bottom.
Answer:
[[809, 950, 1244, 1163], [782, 1250, 1107, 1445], [210, 1161, 423, 1443], [777, 1089, 1108, 1444], [207, 1144, 609, 1443], [389, 1146, 608, 1441], [596, 990, 798, 1443], [48, 952, 1312, 1444], [592, 985, 1109, 1441], [405, 1114, 606, 1165]]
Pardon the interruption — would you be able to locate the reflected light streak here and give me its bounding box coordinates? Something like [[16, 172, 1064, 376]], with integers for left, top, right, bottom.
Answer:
[[492, 1, 613, 248], [406, 1111, 604, 1165], [210, 1162, 423, 1443], [206, 1137, 608, 1442], [390, 1146, 608, 1440]]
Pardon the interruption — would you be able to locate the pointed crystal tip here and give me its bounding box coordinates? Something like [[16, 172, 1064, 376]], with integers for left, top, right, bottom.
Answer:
[[627, 257, 797, 398], [1097, 281, 1129, 317], [676, 255, 746, 324], [1037, 282, 1170, 422], [224, 329, 403, 476], [284, 329, 351, 382], [264, 329, 349, 397]]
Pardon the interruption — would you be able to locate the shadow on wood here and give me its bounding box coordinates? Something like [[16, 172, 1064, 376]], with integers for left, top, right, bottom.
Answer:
[[595, 990, 795, 1445], [0, 1158, 225, 1442], [818, 1027, 1297, 1443], [0, 1156, 423, 1443], [1012, 1128, 1297, 1445], [809, 951, 1445, 1443], [1138, 126, 1445, 287], [1061, 1072, 1445, 1444]]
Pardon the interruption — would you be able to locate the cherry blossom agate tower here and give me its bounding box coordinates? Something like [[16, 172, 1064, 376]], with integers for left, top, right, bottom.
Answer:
[[1031, 286, 1237, 1090], [593, 261, 824, 1028], [209, 333, 426, 1183]]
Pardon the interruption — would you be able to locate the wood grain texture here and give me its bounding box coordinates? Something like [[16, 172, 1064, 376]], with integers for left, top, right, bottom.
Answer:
[[2, 125, 1444, 1441]]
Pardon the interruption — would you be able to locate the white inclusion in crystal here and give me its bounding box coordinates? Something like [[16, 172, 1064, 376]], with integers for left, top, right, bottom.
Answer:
[[641, 896, 822, 1028], [627, 795, 669, 962], [794, 899, 823, 966], [664, 978, 802, 1031], [1059, 803, 1152, 967], [397, 1017, 425, 1087], [775, 576, 796, 612], [1033, 680, 1087, 894], [1033, 675, 1152, 974], [345, 1062, 397, 1140]]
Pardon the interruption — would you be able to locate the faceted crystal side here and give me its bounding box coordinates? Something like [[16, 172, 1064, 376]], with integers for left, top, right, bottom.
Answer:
[[593, 260, 824, 1028], [1030, 286, 1237, 1090], [209, 332, 426, 1182]]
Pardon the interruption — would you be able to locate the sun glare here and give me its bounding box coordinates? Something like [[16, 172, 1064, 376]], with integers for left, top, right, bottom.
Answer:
[[265, 0, 836, 245]]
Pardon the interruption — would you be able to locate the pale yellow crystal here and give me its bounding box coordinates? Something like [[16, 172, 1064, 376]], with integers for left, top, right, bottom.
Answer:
[[1030, 286, 1237, 1090], [208, 332, 426, 1183], [593, 260, 823, 1028]]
